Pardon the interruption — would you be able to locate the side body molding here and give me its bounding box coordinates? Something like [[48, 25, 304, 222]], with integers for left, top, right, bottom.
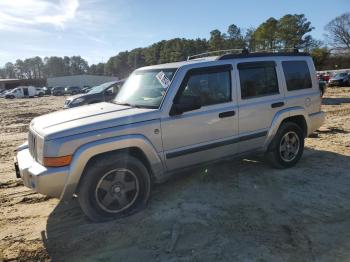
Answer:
[[60, 134, 164, 200], [263, 106, 309, 150]]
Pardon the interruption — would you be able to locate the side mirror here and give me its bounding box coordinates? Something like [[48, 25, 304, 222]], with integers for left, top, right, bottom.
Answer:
[[170, 95, 201, 116]]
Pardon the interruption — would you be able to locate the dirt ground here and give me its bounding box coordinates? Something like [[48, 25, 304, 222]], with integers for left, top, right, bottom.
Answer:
[[0, 88, 350, 262]]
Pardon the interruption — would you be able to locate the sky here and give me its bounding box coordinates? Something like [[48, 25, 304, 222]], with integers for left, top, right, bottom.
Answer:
[[0, 0, 349, 67]]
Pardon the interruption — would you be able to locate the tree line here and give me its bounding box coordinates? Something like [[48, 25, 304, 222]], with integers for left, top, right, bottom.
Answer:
[[0, 56, 89, 79], [1, 13, 349, 79]]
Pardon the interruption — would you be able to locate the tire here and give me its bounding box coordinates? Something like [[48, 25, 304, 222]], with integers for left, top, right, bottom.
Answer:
[[38, 93, 44, 97], [78, 154, 151, 222], [265, 122, 304, 169]]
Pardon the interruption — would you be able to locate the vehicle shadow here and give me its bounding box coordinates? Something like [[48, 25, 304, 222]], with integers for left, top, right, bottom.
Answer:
[[322, 97, 350, 105], [42, 148, 350, 262]]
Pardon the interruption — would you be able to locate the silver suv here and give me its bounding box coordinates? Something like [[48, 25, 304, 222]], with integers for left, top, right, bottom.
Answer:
[[15, 50, 325, 221]]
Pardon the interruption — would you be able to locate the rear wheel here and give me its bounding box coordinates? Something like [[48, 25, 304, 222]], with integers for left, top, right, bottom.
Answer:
[[265, 122, 304, 168], [78, 154, 151, 222]]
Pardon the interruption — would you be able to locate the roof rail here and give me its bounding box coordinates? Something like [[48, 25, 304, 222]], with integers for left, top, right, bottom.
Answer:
[[187, 49, 248, 60], [187, 48, 308, 61]]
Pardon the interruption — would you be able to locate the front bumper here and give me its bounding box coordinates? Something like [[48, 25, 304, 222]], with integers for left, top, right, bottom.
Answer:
[[308, 111, 325, 135], [16, 147, 69, 198]]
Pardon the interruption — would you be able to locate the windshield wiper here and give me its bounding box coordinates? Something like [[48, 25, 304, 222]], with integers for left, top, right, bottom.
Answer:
[[114, 101, 134, 107], [113, 101, 157, 109]]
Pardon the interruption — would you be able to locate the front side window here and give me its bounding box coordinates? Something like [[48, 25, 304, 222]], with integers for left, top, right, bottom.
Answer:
[[282, 61, 312, 91], [238, 61, 279, 99], [114, 69, 177, 108], [177, 68, 231, 107]]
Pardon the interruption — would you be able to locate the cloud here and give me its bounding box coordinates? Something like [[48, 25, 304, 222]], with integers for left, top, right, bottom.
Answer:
[[0, 0, 79, 30]]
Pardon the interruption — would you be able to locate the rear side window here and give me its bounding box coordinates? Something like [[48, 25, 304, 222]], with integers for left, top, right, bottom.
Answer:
[[238, 61, 279, 99], [282, 61, 312, 91], [177, 65, 231, 106]]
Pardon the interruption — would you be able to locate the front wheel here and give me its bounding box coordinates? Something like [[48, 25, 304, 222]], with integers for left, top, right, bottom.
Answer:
[[78, 154, 151, 222], [265, 122, 304, 169]]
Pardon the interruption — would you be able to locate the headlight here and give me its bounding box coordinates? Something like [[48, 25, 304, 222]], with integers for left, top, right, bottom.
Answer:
[[72, 97, 85, 104]]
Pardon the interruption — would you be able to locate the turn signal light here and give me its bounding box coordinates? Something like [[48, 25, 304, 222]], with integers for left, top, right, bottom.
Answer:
[[43, 155, 72, 167]]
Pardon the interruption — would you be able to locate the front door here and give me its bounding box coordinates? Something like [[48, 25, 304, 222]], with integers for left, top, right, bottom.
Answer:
[[161, 65, 238, 171]]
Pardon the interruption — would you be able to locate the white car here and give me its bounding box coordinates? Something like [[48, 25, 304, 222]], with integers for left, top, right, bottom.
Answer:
[[35, 87, 45, 97], [5, 86, 37, 99]]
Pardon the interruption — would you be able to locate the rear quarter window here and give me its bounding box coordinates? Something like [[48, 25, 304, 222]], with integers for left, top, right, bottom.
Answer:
[[282, 61, 312, 91]]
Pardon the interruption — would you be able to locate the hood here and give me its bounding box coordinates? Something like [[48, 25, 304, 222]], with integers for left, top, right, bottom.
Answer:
[[31, 102, 158, 140], [67, 94, 85, 100]]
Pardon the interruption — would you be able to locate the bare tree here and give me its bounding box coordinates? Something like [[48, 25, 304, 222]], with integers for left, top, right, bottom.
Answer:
[[325, 13, 350, 49]]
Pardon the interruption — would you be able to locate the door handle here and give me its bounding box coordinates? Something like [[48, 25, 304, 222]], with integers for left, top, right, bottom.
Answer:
[[271, 102, 284, 108], [219, 110, 236, 118]]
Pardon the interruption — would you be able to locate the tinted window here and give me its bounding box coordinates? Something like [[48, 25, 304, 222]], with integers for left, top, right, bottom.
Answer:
[[238, 62, 279, 99], [178, 69, 231, 106], [282, 61, 312, 91]]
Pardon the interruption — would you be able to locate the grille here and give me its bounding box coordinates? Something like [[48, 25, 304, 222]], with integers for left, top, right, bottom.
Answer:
[[28, 130, 37, 160]]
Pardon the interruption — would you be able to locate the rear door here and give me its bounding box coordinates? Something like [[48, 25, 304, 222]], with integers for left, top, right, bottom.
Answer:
[[161, 64, 239, 170], [236, 60, 285, 153]]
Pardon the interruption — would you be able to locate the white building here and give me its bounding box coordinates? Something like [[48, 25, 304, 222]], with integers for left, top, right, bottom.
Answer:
[[47, 74, 119, 88]]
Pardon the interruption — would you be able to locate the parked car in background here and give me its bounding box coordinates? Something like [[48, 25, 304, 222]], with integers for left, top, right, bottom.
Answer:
[[52, 86, 65, 96], [42, 87, 52, 95], [328, 72, 350, 87], [64, 80, 125, 108], [0, 89, 9, 98], [82, 86, 92, 93], [65, 86, 82, 95], [35, 88, 45, 97], [5, 86, 37, 99], [317, 73, 329, 82]]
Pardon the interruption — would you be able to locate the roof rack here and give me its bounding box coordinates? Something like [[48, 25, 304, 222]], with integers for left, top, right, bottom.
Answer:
[[187, 49, 248, 60], [187, 48, 309, 61]]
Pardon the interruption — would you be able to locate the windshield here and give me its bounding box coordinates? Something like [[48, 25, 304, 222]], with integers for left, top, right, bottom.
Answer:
[[88, 81, 116, 94], [114, 69, 177, 108], [334, 73, 347, 78]]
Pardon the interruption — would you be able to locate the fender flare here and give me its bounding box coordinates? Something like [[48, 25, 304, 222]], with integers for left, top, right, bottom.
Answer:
[[59, 134, 164, 200], [263, 106, 309, 150]]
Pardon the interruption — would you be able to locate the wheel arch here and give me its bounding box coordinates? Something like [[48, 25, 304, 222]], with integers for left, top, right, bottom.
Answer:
[[264, 107, 309, 150], [59, 135, 164, 201]]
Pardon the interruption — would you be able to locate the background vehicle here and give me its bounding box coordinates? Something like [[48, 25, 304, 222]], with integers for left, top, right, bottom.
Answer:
[[317, 73, 331, 82], [64, 80, 125, 108], [42, 87, 52, 95], [15, 50, 324, 222], [65, 86, 82, 95], [328, 72, 350, 87], [5, 86, 37, 99], [82, 86, 92, 93], [52, 86, 65, 96], [0, 89, 9, 98], [35, 87, 45, 97]]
